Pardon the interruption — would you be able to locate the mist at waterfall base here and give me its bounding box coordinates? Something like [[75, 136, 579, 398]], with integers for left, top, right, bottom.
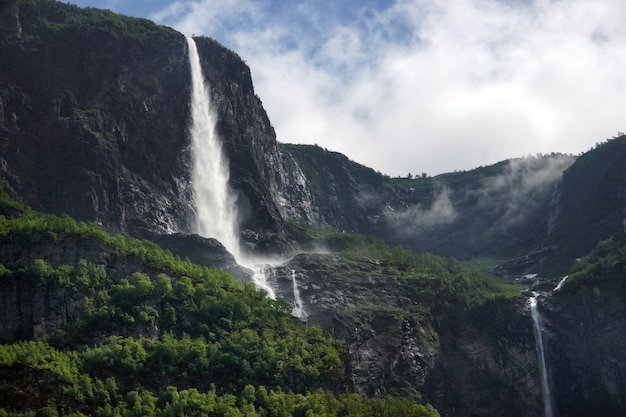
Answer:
[[187, 37, 304, 312]]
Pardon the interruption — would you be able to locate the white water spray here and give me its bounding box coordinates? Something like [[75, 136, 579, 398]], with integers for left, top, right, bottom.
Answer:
[[251, 265, 276, 299], [529, 297, 554, 417], [553, 275, 568, 292], [187, 37, 278, 297], [187, 37, 241, 260], [291, 269, 306, 319]]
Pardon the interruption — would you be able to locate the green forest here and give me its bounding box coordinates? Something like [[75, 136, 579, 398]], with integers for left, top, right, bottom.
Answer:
[[0, 189, 445, 416], [0, 186, 524, 416]]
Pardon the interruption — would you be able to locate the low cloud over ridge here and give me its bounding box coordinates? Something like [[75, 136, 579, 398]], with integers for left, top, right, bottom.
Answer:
[[152, 0, 626, 177]]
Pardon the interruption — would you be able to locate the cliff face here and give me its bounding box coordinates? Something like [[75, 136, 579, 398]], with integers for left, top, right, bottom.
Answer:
[[0, 1, 194, 235], [3, 3, 626, 416], [544, 271, 626, 415], [0, 233, 143, 341], [0, 1, 293, 253], [425, 299, 544, 417], [263, 253, 441, 397], [543, 136, 626, 271], [281, 144, 576, 263]]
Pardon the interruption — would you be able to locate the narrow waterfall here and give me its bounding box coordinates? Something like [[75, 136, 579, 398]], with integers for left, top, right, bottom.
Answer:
[[529, 297, 554, 417], [291, 269, 306, 319], [187, 37, 241, 260], [553, 275, 569, 292]]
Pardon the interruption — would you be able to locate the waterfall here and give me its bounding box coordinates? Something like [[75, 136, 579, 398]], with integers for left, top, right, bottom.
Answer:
[[187, 37, 241, 260], [251, 265, 276, 299], [187, 36, 279, 297], [291, 269, 306, 319], [553, 275, 569, 292], [529, 297, 554, 417]]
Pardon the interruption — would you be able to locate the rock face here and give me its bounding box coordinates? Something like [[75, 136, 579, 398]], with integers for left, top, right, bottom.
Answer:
[[426, 298, 544, 417], [543, 136, 626, 271], [280, 144, 577, 265], [544, 278, 626, 415], [267, 253, 440, 398], [0, 2, 194, 235], [0, 1, 294, 255], [0, 233, 144, 340], [3, 3, 626, 417]]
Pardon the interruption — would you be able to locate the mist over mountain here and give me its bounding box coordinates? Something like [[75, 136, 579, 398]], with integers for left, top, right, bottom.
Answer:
[[2, 1, 626, 416]]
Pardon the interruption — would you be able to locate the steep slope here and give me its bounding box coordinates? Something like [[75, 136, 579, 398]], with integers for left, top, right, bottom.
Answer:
[[543, 234, 626, 416], [0, 190, 446, 416], [542, 136, 626, 273], [281, 143, 575, 262], [0, 0, 295, 254], [0, 0, 194, 235]]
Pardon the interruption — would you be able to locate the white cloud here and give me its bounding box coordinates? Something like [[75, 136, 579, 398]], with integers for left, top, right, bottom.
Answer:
[[153, 0, 626, 176]]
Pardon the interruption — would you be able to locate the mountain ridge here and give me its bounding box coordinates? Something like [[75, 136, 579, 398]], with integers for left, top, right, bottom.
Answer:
[[2, 1, 626, 416]]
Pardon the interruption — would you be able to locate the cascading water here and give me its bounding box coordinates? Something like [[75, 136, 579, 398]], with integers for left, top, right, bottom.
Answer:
[[529, 296, 554, 417], [553, 275, 568, 292], [187, 36, 274, 296], [252, 265, 276, 299], [291, 269, 306, 319], [187, 37, 240, 259]]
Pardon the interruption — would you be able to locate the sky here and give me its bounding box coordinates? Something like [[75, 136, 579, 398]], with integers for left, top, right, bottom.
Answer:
[[68, 0, 626, 177]]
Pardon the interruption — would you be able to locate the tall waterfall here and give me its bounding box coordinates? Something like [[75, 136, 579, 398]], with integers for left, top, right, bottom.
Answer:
[[529, 297, 554, 417], [187, 37, 241, 260], [187, 37, 278, 297], [291, 269, 306, 319]]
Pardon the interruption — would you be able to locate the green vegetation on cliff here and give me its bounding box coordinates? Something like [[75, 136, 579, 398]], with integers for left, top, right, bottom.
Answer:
[[16, 0, 179, 41], [297, 225, 522, 318], [0, 191, 438, 416], [559, 233, 626, 295]]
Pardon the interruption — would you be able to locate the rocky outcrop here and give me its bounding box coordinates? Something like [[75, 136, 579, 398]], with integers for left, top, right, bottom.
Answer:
[[425, 297, 546, 417], [266, 253, 440, 397], [544, 277, 626, 416], [145, 231, 250, 279]]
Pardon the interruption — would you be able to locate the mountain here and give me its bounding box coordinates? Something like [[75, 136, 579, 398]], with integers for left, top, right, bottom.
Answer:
[[2, 1, 626, 416], [280, 144, 576, 263], [0, 191, 441, 417], [3, 0, 625, 274], [0, 0, 297, 255]]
